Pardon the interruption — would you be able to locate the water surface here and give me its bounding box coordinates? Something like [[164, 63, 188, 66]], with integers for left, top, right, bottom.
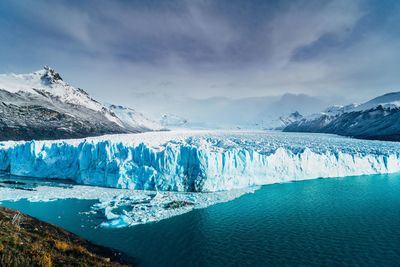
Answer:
[[2, 174, 400, 266]]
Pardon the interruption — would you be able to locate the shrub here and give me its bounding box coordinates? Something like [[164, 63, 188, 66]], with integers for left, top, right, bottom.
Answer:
[[54, 240, 70, 251], [39, 252, 52, 267]]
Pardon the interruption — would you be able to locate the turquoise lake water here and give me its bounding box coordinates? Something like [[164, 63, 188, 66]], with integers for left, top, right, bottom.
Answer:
[[2, 174, 400, 266]]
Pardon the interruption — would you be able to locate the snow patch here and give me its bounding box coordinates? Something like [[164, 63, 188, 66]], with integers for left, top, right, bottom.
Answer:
[[109, 104, 163, 131]]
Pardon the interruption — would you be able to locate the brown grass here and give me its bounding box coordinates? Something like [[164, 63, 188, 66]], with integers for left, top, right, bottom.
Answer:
[[53, 240, 70, 251], [0, 206, 132, 266]]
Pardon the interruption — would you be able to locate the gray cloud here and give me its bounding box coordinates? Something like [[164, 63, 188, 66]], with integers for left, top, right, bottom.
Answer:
[[0, 0, 399, 112]]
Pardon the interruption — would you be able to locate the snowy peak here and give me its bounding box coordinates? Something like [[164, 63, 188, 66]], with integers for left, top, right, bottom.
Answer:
[[365, 91, 400, 105], [277, 111, 303, 129], [264, 111, 303, 130], [284, 111, 303, 122], [355, 92, 400, 111], [0, 67, 122, 125], [0, 66, 92, 105], [0, 67, 171, 140], [320, 104, 358, 116], [0, 66, 65, 93], [291, 103, 359, 128], [284, 91, 400, 141], [108, 104, 163, 131], [41, 65, 64, 83], [160, 113, 188, 128], [317, 92, 400, 116]]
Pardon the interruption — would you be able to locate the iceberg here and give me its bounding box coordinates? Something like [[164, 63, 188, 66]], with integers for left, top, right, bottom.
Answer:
[[1, 130, 400, 192]]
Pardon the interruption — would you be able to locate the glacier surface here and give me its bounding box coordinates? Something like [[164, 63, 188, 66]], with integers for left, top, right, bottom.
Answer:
[[1, 130, 400, 192]]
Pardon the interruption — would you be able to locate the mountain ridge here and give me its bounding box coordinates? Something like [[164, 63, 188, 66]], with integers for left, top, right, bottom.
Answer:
[[284, 92, 400, 141], [0, 67, 159, 141]]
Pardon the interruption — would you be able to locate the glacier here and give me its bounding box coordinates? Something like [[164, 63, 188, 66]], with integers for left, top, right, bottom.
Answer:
[[1, 130, 400, 192]]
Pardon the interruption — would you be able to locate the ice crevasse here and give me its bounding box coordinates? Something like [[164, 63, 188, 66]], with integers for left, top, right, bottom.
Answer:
[[1, 130, 400, 192]]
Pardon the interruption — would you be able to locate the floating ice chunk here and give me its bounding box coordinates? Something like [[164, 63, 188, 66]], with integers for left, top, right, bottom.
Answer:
[[101, 215, 132, 229], [0, 179, 257, 228], [91, 187, 258, 227]]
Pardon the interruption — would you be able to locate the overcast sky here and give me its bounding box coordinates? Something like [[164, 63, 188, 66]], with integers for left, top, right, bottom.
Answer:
[[0, 0, 399, 106]]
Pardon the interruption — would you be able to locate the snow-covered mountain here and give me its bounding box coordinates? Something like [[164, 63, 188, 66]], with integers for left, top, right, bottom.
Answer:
[[0, 67, 156, 141], [160, 113, 188, 128], [353, 92, 400, 111], [264, 111, 303, 130], [284, 92, 400, 141], [128, 92, 341, 129], [108, 104, 163, 132], [0, 66, 121, 123]]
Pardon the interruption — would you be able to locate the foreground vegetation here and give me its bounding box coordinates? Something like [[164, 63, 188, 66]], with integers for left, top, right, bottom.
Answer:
[[0, 206, 131, 266]]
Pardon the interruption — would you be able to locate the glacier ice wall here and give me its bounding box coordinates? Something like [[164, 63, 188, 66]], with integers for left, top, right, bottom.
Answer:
[[1, 131, 400, 192]]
